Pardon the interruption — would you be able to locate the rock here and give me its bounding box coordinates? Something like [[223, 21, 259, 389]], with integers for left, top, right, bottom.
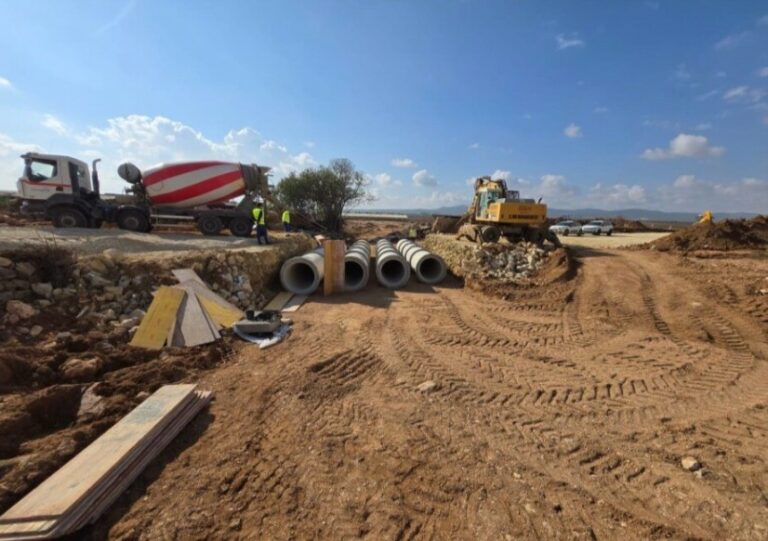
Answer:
[[104, 286, 124, 297], [681, 456, 701, 472], [29, 325, 43, 338], [17, 327, 29, 335], [0, 267, 16, 279], [136, 391, 150, 401], [60, 356, 103, 381], [15, 262, 36, 278], [56, 331, 72, 343], [6, 300, 39, 319], [129, 308, 146, 319], [0, 256, 12, 268], [102, 248, 125, 262], [31, 282, 54, 298], [6, 313, 19, 325], [119, 316, 140, 329], [101, 309, 117, 321], [94, 341, 114, 352], [83, 258, 108, 274], [417, 380, 438, 393], [86, 272, 113, 288], [77, 383, 105, 420]]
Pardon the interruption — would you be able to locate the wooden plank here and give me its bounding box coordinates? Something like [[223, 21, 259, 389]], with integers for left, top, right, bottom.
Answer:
[[170, 291, 219, 347], [281, 294, 307, 313], [0, 385, 198, 538], [171, 268, 205, 286], [264, 291, 293, 311], [176, 280, 244, 328], [323, 240, 346, 296], [129, 287, 186, 350]]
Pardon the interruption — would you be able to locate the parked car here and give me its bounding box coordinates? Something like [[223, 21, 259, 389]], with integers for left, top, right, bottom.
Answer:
[[549, 220, 582, 236], [582, 220, 614, 236]]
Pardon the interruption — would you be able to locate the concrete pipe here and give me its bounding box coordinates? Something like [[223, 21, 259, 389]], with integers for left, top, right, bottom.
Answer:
[[375, 239, 411, 289], [395, 239, 447, 285], [344, 240, 371, 292], [279, 247, 325, 295]]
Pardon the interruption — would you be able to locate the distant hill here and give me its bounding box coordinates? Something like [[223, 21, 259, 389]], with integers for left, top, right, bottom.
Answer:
[[352, 205, 759, 223]]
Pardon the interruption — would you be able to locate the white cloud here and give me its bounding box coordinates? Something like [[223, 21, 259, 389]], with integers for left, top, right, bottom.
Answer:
[[694, 122, 712, 131], [641, 133, 725, 160], [491, 170, 511, 181], [696, 89, 720, 101], [391, 157, 417, 168], [757, 67, 768, 78], [412, 169, 436, 187], [41, 114, 67, 136], [658, 174, 767, 213], [11, 114, 317, 192], [714, 31, 751, 50], [759, 15, 768, 26], [303, 141, 315, 148], [0, 76, 11, 89], [716, 71, 727, 78], [674, 64, 691, 81], [593, 106, 608, 113], [538, 174, 578, 201], [556, 33, 585, 50], [723, 85, 766, 103], [468, 142, 480, 149], [563, 123, 582, 138], [590, 183, 647, 205]]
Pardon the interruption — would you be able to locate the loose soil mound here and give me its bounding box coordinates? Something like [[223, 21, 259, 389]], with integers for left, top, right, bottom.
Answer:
[[0, 332, 231, 512], [647, 215, 768, 252], [612, 217, 652, 232]]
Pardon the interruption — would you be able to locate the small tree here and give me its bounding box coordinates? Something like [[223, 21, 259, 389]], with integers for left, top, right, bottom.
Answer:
[[275, 158, 371, 232]]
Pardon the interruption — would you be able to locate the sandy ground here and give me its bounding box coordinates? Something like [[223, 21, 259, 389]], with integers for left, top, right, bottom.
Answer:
[[0, 226, 297, 257], [557, 231, 670, 248], [74, 247, 768, 540]]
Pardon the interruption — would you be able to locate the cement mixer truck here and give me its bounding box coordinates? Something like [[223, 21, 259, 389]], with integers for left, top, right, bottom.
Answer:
[[15, 152, 274, 236]]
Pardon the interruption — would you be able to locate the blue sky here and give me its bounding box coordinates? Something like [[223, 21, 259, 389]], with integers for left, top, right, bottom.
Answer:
[[1, 0, 766, 212]]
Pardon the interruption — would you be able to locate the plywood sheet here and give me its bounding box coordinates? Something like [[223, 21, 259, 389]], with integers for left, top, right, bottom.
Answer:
[[177, 280, 244, 328], [171, 268, 205, 285], [170, 291, 219, 347], [129, 287, 186, 349], [264, 291, 293, 311], [0, 385, 198, 538], [282, 294, 307, 313], [323, 240, 346, 296]]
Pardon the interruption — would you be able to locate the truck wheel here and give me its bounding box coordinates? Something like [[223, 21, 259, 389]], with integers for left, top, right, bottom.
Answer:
[[480, 226, 501, 243], [229, 217, 253, 237], [117, 209, 150, 232], [52, 208, 87, 228], [607, 230, 613, 236], [198, 215, 224, 236], [89, 218, 103, 229], [562, 230, 569, 236]]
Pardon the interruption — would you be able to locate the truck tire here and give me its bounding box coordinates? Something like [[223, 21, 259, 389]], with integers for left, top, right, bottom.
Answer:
[[51, 207, 87, 228], [198, 215, 224, 236], [607, 229, 613, 236], [116, 209, 150, 232], [480, 225, 501, 243], [562, 230, 570, 236], [229, 216, 253, 237]]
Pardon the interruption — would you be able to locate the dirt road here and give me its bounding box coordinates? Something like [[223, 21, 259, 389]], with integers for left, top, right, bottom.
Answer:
[[557, 231, 670, 248], [91, 248, 767, 539]]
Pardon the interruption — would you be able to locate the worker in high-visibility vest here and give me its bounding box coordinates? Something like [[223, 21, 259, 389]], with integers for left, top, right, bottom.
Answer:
[[252, 202, 269, 245], [281, 209, 291, 232]]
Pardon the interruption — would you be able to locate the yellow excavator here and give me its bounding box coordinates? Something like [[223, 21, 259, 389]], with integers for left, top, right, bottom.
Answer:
[[457, 176, 561, 246], [698, 210, 713, 224]]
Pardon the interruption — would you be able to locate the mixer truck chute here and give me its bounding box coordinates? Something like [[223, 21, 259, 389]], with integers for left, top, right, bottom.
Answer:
[[16, 153, 274, 236]]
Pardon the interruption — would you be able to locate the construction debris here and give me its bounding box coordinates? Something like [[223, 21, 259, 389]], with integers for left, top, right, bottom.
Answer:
[[646, 215, 768, 252], [0, 384, 212, 541]]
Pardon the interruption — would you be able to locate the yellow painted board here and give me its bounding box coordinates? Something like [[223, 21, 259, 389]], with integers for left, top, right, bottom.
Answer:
[[323, 240, 345, 296], [129, 287, 186, 350], [177, 280, 244, 328], [264, 291, 293, 311], [0, 385, 197, 537]]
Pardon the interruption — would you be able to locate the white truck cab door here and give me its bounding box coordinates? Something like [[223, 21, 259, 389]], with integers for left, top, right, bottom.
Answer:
[[18, 157, 72, 200]]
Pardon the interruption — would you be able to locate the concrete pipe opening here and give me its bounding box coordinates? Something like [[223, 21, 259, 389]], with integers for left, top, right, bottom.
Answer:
[[344, 259, 368, 291], [378, 259, 408, 288], [280, 258, 321, 295], [416, 255, 447, 284]]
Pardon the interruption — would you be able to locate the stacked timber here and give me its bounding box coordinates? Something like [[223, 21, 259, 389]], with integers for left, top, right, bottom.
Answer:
[[129, 269, 244, 349], [0, 384, 212, 540]]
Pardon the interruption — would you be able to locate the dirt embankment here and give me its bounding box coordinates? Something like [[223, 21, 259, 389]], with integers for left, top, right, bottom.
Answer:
[[646, 215, 768, 252], [0, 235, 316, 514]]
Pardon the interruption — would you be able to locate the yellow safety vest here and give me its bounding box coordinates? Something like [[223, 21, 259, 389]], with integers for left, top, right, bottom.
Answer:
[[252, 207, 265, 225], [281, 210, 291, 224]]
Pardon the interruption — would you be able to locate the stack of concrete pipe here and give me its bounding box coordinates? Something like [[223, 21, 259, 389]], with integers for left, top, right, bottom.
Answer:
[[396, 239, 447, 285], [375, 239, 411, 289], [279, 247, 325, 295], [344, 240, 371, 292]]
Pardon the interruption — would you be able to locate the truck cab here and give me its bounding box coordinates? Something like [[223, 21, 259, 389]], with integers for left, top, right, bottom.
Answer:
[[18, 153, 92, 201]]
